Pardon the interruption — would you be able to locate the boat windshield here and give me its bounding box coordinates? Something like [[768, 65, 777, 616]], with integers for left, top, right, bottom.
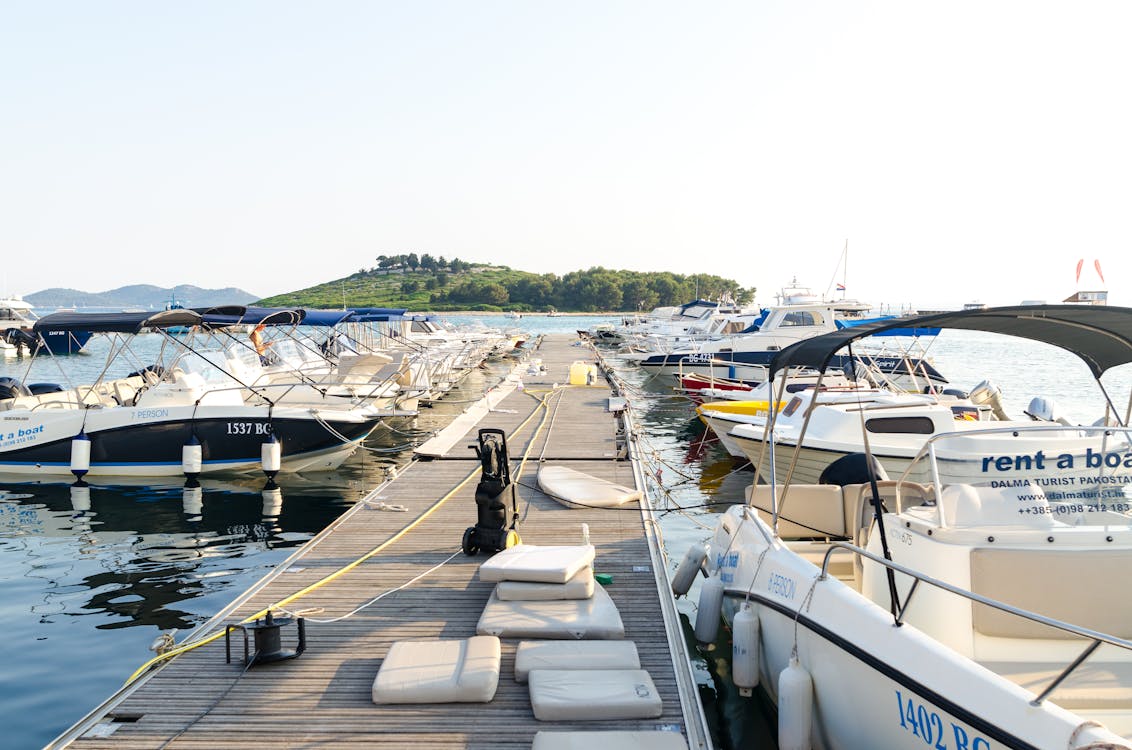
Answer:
[[898, 425, 1132, 530]]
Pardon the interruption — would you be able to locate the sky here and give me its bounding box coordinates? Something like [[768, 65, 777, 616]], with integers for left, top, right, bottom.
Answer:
[[3, 2, 1132, 309]]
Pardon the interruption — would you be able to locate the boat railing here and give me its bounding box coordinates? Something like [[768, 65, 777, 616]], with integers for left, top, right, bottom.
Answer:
[[817, 539, 1132, 705]]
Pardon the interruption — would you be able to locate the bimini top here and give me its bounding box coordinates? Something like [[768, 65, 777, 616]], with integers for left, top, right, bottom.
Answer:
[[196, 306, 305, 328], [769, 304, 1132, 380], [34, 309, 204, 334]]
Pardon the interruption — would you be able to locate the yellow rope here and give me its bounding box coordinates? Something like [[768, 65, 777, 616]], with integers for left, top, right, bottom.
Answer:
[[124, 382, 560, 686]]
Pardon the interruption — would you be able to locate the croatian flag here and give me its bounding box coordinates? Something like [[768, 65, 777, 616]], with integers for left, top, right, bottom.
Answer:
[[836, 283, 846, 292]]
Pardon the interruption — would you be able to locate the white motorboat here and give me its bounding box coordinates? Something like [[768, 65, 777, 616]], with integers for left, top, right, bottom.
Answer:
[[686, 304, 1132, 749], [0, 309, 387, 478]]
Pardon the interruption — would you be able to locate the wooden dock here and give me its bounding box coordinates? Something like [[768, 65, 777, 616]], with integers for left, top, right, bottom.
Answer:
[[53, 334, 711, 749]]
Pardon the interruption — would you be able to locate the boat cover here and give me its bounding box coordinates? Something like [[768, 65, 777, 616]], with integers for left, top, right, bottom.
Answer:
[[197, 306, 305, 328], [33, 309, 203, 333], [770, 304, 1132, 378]]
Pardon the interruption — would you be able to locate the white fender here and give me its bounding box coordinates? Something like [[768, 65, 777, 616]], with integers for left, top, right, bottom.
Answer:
[[70, 482, 91, 512], [182, 484, 203, 520], [261, 435, 282, 475], [694, 571, 725, 644], [182, 437, 202, 477], [70, 432, 91, 478], [778, 654, 814, 750], [671, 542, 708, 596], [732, 601, 760, 695], [262, 486, 283, 518]]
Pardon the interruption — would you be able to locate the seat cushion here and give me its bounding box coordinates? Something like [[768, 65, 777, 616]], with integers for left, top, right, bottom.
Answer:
[[478, 544, 596, 584], [372, 636, 500, 704], [515, 640, 640, 682], [532, 731, 688, 750], [528, 669, 663, 720], [477, 584, 624, 640], [496, 567, 595, 601]]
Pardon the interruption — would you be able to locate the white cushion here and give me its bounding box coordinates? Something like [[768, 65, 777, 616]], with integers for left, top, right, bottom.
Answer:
[[478, 544, 596, 584], [532, 732, 687, 750], [515, 640, 640, 683], [496, 567, 595, 601], [537, 465, 642, 508], [528, 669, 663, 720], [372, 636, 500, 704], [477, 584, 624, 640]]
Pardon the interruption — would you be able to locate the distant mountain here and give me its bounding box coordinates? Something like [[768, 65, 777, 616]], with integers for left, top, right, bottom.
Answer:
[[25, 285, 259, 309]]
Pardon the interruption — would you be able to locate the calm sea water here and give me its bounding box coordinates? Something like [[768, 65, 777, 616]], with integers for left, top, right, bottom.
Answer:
[[2, 315, 1129, 749]]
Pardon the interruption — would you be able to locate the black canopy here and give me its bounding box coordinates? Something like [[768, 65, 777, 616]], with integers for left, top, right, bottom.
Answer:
[[769, 304, 1132, 380], [33, 309, 204, 334]]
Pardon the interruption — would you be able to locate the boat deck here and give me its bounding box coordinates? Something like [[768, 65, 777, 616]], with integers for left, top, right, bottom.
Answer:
[[55, 334, 709, 749]]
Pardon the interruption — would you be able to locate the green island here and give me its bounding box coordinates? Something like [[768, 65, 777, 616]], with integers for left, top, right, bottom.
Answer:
[[258, 254, 754, 313]]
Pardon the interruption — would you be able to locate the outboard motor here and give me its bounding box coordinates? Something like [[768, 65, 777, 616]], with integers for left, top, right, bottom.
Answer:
[[0, 377, 31, 401], [969, 379, 1010, 421], [818, 452, 889, 487], [2, 328, 39, 354], [462, 428, 521, 555], [1025, 396, 1073, 426]]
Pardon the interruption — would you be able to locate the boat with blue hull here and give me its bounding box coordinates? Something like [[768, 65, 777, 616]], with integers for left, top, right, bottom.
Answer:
[[0, 298, 92, 355]]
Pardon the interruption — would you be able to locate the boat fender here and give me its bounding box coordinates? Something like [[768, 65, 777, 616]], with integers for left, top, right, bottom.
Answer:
[[778, 654, 814, 750], [261, 434, 282, 477], [182, 436, 203, 478], [70, 481, 91, 513], [671, 542, 708, 596], [262, 485, 283, 519], [694, 572, 725, 644], [182, 481, 203, 520], [732, 602, 760, 695], [70, 431, 91, 479]]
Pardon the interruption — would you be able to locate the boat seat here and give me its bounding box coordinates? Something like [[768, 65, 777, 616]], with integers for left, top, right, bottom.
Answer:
[[371, 635, 501, 704], [980, 660, 1132, 710], [514, 640, 640, 682], [971, 548, 1132, 639], [478, 544, 596, 584], [528, 669, 663, 720], [477, 584, 625, 640], [532, 731, 688, 750], [748, 484, 846, 539], [113, 381, 138, 406], [496, 567, 595, 601]]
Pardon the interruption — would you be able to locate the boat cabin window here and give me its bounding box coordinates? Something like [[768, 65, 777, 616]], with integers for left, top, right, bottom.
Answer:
[[865, 417, 935, 434], [781, 311, 824, 327]]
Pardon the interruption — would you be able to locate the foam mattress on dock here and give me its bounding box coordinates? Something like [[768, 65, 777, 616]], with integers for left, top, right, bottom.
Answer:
[[478, 544, 595, 584], [533, 732, 688, 750], [528, 669, 663, 720], [477, 584, 624, 639], [537, 465, 642, 509]]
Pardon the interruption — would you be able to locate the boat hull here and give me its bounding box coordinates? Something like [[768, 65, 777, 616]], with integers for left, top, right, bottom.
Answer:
[[0, 405, 378, 477], [706, 507, 1127, 749]]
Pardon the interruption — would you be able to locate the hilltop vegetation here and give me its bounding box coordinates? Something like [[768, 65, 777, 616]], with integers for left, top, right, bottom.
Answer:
[[258, 254, 753, 312]]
